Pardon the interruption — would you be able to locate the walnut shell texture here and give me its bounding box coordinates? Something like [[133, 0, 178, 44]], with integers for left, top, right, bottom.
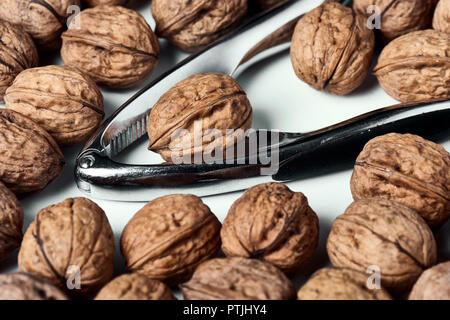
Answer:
[[290, 1, 375, 95], [18, 197, 115, 297], [409, 261, 450, 300], [0, 20, 38, 102], [0, 109, 65, 194], [5, 65, 104, 146], [151, 0, 248, 52], [121, 194, 221, 286], [61, 5, 159, 88], [83, 0, 128, 7], [350, 133, 450, 227], [0, 273, 68, 300], [297, 267, 392, 300], [373, 29, 450, 102], [0, 181, 23, 262], [148, 73, 253, 162], [433, 0, 450, 34], [221, 182, 319, 274], [181, 257, 296, 300], [0, 0, 81, 51], [327, 198, 437, 293]]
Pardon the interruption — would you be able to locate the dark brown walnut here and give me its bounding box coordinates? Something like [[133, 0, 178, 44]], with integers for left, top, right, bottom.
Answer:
[[221, 182, 319, 274], [409, 261, 450, 300], [351, 133, 450, 227], [327, 198, 437, 293], [0, 109, 65, 194], [373, 30, 450, 102], [61, 5, 159, 88], [148, 73, 253, 162], [5, 65, 104, 146], [433, 0, 450, 33], [0, 0, 81, 51], [0, 273, 68, 300], [0, 20, 38, 102], [0, 181, 23, 262], [18, 198, 115, 297], [181, 257, 295, 300], [83, 0, 128, 7], [121, 194, 221, 286], [95, 273, 175, 300], [290, 1, 375, 95], [151, 0, 248, 52], [297, 267, 392, 300]]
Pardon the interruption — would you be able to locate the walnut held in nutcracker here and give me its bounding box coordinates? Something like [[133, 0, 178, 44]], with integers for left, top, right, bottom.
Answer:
[[0, 0, 81, 51], [327, 198, 437, 293], [409, 261, 450, 300], [351, 133, 450, 227], [181, 257, 296, 300], [121, 194, 221, 286], [433, 0, 450, 33], [0, 182, 23, 262], [297, 267, 392, 300], [151, 0, 248, 52], [290, 1, 374, 96], [18, 197, 115, 297], [0, 20, 38, 102], [221, 182, 319, 274], [148, 73, 253, 163], [83, 0, 128, 7], [5, 65, 104, 147], [95, 273, 175, 300], [0, 273, 68, 300], [61, 5, 159, 88], [0, 109, 65, 195]]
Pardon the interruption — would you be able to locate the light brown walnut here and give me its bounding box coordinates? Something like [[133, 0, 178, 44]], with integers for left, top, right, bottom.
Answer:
[[0, 181, 23, 262], [409, 261, 450, 300], [0, 273, 68, 300], [433, 0, 450, 34]]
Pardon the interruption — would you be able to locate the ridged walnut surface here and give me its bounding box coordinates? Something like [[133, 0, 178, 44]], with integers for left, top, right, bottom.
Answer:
[[121, 194, 221, 286], [350, 133, 450, 227], [0, 273, 68, 300], [409, 261, 450, 300], [83, 0, 128, 7], [18, 197, 115, 297], [0, 181, 23, 262], [5, 65, 104, 146], [327, 198, 437, 293], [433, 0, 450, 33], [61, 5, 159, 88]]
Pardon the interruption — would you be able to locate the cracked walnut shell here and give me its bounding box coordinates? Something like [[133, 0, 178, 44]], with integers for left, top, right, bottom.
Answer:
[[5, 65, 104, 147], [120, 194, 221, 286], [433, 0, 450, 34], [0, 273, 68, 300], [0, 181, 23, 262], [350, 133, 450, 227], [409, 261, 450, 300], [221, 182, 319, 274], [18, 197, 115, 297]]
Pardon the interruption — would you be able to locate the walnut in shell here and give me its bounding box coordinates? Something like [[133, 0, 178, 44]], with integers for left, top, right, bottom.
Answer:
[[83, 0, 128, 7], [18, 197, 115, 297], [327, 198, 437, 293], [0, 181, 23, 262], [221, 182, 319, 274], [297, 267, 392, 300], [409, 261, 450, 300], [0, 0, 81, 51], [433, 0, 450, 33], [151, 0, 248, 52], [120, 194, 221, 286], [95, 273, 175, 300], [61, 5, 159, 88], [0, 273, 68, 300], [350, 133, 450, 227], [0, 20, 38, 102], [4, 65, 104, 146], [0, 109, 65, 194], [181, 257, 295, 300], [373, 29, 450, 102], [290, 1, 375, 95]]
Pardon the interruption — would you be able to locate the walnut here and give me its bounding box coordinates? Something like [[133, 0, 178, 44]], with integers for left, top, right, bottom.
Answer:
[[290, 2, 375, 95], [0, 0, 81, 51], [95, 273, 175, 300], [181, 257, 296, 300], [0, 109, 65, 194], [0, 20, 38, 102], [61, 5, 159, 88], [83, 0, 128, 7], [151, 0, 248, 52], [409, 261, 450, 300], [221, 182, 319, 274], [433, 0, 450, 33], [120, 194, 221, 286], [373, 30, 450, 102], [327, 198, 437, 293], [0, 181, 23, 262], [0, 273, 68, 300], [297, 267, 392, 300], [4, 65, 104, 146], [350, 133, 450, 227], [18, 197, 115, 297]]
